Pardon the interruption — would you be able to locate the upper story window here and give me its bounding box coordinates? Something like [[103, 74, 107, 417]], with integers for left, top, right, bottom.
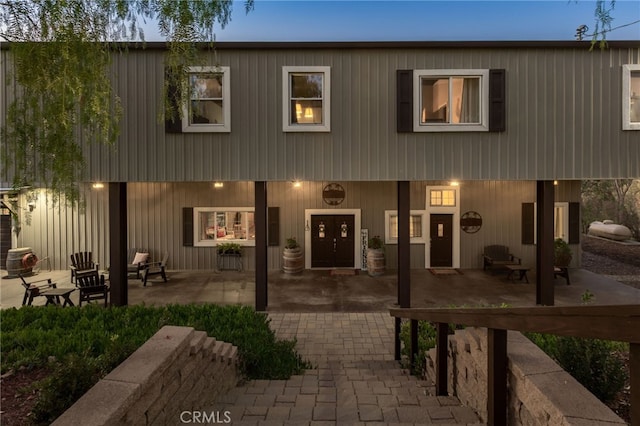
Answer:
[[182, 66, 230, 133], [283, 66, 331, 132], [413, 69, 489, 132], [623, 64, 640, 130]]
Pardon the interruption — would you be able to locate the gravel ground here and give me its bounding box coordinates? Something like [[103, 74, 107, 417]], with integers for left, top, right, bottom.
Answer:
[[581, 234, 640, 289]]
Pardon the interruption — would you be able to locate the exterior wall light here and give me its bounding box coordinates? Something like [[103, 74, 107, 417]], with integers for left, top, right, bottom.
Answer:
[[92, 183, 104, 189], [214, 182, 224, 188]]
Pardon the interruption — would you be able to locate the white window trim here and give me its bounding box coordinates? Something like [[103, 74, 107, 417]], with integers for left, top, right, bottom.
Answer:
[[193, 207, 255, 247], [182, 66, 231, 133], [623, 64, 640, 130], [384, 210, 427, 244], [282, 66, 331, 132], [413, 69, 489, 132], [530, 202, 570, 244]]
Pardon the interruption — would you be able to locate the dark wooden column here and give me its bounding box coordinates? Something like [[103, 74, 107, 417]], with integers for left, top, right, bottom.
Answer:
[[109, 182, 128, 306], [398, 181, 411, 308], [487, 328, 508, 426], [631, 343, 639, 426], [536, 180, 555, 306], [255, 181, 268, 311]]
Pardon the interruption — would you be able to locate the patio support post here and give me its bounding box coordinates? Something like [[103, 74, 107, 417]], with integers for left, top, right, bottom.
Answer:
[[398, 180, 410, 308], [109, 182, 128, 306], [536, 180, 555, 306], [398, 181, 417, 368], [487, 328, 508, 426], [435, 322, 449, 396], [255, 181, 268, 311]]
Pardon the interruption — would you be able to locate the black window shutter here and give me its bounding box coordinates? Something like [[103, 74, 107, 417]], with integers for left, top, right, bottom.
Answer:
[[522, 203, 535, 244], [165, 68, 183, 133], [489, 69, 506, 132], [396, 70, 413, 133], [183, 207, 194, 246], [568, 202, 580, 244], [268, 207, 280, 247]]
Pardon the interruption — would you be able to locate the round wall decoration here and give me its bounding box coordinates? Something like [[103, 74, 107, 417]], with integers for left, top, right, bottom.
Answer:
[[322, 183, 345, 205], [460, 211, 482, 234]]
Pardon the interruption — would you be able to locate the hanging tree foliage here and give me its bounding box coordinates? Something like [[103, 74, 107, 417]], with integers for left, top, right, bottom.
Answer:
[[0, 0, 253, 203]]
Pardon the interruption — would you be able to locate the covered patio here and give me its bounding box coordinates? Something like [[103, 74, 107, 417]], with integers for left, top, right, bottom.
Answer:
[[2, 267, 639, 311]]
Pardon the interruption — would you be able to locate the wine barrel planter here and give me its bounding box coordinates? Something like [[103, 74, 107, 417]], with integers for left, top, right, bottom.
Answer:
[[283, 247, 304, 274], [366, 248, 385, 277], [6, 247, 34, 278]]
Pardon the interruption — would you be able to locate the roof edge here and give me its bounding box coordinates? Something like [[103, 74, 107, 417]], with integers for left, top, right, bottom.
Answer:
[[2, 40, 640, 50]]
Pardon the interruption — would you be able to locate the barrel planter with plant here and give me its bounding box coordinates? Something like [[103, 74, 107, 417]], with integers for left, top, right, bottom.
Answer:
[[283, 237, 304, 274], [366, 236, 385, 276]]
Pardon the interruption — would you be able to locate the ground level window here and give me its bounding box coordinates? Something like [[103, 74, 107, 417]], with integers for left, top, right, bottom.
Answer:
[[385, 210, 426, 244], [193, 207, 255, 247]]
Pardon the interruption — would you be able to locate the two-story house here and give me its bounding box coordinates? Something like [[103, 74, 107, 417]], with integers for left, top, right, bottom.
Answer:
[[2, 41, 638, 308]]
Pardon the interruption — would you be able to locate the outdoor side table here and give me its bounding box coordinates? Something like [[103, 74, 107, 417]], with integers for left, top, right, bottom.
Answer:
[[505, 265, 530, 283], [43, 288, 76, 307]]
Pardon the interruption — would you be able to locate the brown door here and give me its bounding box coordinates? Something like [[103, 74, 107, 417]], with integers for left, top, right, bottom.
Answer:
[[311, 215, 355, 268], [430, 214, 453, 267]]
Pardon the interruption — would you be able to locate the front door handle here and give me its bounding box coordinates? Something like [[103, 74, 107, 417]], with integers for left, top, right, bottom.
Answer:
[[333, 238, 337, 251]]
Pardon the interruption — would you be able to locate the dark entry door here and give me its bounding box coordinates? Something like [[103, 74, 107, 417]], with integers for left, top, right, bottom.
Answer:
[[311, 215, 355, 268], [430, 214, 453, 267]]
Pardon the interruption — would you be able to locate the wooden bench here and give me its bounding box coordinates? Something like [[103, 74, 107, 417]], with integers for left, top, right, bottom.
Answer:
[[483, 245, 521, 271]]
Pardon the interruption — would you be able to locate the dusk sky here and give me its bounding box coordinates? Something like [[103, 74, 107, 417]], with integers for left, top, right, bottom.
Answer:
[[192, 0, 640, 42]]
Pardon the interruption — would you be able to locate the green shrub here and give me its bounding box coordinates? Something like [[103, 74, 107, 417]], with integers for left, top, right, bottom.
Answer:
[[527, 333, 627, 404], [1, 304, 310, 424], [399, 320, 437, 375]]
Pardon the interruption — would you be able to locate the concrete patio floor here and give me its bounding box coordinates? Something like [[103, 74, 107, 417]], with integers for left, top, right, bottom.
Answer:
[[2, 267, 639, 311]]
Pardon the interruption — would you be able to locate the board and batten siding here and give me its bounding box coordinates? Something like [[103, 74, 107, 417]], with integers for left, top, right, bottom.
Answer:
[[66, 43, 640, 185], [12, 179, 580, 271], [2, 43, 639, 189]]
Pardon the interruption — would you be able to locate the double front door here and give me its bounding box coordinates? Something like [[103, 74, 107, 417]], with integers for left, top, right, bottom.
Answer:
[[311, 215, 355, 268]]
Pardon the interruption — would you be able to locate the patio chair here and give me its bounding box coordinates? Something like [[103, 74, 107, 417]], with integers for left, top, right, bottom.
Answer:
[[70, 252, 99, 283], [19, 273, 57, 306], [482, 245, 521, 271], [127, 248, 149, 280], [141, 252, 169, 287], [76, 271, 109, 307]]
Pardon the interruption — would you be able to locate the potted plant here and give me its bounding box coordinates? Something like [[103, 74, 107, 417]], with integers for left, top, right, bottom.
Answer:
[[367, 235, 385, 276], [283, 237, 304, 274], [554, 238, 572, 267]]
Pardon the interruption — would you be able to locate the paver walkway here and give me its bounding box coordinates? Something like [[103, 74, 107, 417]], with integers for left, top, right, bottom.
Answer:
[[212, 313, 482, 425]]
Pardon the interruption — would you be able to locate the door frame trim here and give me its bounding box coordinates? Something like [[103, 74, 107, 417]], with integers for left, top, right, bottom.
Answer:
[[425, 186, 460, 269], [305, 209, 361, 269]]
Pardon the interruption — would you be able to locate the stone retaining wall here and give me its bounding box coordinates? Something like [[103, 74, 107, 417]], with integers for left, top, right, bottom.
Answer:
[[425, 328, 626, 425], [52, 326, 239, 426]]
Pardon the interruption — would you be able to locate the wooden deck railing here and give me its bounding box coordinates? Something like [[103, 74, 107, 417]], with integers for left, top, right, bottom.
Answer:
[[389, 304, 640, 426]]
